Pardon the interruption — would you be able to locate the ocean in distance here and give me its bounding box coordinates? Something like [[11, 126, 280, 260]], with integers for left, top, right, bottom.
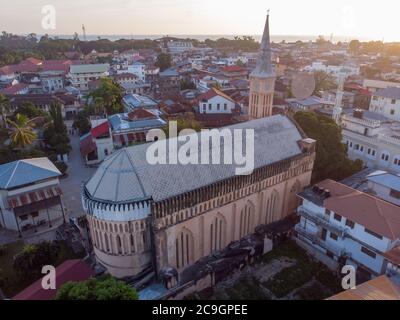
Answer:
[[45, 34, 371, 43]]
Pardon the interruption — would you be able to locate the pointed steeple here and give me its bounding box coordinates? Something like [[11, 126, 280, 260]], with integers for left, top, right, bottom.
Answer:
[[251, 13, 274, 78]]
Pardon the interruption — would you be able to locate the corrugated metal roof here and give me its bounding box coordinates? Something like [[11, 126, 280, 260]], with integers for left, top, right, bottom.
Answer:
[[69, 63, 109, 74], [367, 172, 400, 192], [0, 158, 61, 190]]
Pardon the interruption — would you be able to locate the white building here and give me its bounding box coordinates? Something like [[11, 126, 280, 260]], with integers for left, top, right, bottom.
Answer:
[[304, 61, 360, 79], [0, 158, 66, 235], [39, 70, 65, 93], [198, 88, 237, 114], [342, 109, 400, 173], [295, 179, 400, 279], [363, 79, 400, 93], [370, 87, 400, 121], [167, 41, 194, 55], [68, 64, 109, 91], [126, 62, 146, 82], [196, 75, 231, 93]]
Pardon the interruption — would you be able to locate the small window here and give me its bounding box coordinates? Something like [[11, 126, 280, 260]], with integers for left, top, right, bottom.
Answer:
[[224, 103, 228, 110], [391, 99, 396, 105], [346, 219, 355, 229], [330, 232, 338, 241], [361, 246, 376, 259], [20, 215, 29, 221], [334, 213, 342, 222], [391, 109, 395, 115], [325, 209, 331, 216], [390, 189, 400, 199], [364, 228, 383, 240]]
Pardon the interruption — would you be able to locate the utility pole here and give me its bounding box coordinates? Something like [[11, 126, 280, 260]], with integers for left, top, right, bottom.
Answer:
[[82, 24, 87, 42]]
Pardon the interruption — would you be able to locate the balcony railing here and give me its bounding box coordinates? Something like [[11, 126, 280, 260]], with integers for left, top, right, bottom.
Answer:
[[295, 225, 350, 259], [297, 207, 347, 238]]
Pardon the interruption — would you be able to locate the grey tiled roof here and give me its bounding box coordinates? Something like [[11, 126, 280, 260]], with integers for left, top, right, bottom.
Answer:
[[0, 158, 61, 190], [85, 115, 304, 203]]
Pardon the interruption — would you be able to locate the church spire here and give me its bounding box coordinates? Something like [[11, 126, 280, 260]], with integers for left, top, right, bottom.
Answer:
[[251, 12, 274, 78]]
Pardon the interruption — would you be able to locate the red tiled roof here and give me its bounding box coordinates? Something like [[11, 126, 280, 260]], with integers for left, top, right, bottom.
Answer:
[[194, 113, 240, 128], [384, 246, 400, 266], [13, 260, 94, 300], [221, 65, 246, 73], [9, 58, 75, 74], [80, 133, 96, 156], [7, 94, 64, 106], [0, 83, 29, 95], [327, 275, 400, 300], [0, 65, 15, 75], [317, 180, 400, 240], [127, 108, 157, 120], [198, 87, 236, 104], [91, 121, 110, 139]]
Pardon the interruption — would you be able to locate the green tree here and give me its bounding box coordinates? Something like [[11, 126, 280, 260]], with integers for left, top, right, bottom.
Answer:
[[180, 79, 196, 90], [0, 94, 10, 128], [293, 111, 363, 183], [155, 53, 172, 71], [89, 78, 123, 115], [73, 109, 91, 135], [13, 242, 60, 281], [6, 114, 38, 148], [349, 40, 361, 55], [43, 103, 71, 155], [313, 71, 336, 96], [56, 276, 139, 300], [14, 102, 47, 119]]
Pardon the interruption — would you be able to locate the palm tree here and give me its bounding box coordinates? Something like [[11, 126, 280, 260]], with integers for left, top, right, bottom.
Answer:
[[6, 114, 39, 148], [0, 94, 10, 128], [93, 97, 105, 116]]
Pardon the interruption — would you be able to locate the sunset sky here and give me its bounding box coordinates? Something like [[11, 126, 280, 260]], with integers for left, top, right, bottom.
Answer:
[[1, 0, 398, 41]]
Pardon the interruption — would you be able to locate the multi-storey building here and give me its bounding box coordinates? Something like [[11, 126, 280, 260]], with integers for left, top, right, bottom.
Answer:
[[68, 64, 109, 91], [295, 180, 400, 279], [370, 87, 400, 122], [342, 109, 400, 173]]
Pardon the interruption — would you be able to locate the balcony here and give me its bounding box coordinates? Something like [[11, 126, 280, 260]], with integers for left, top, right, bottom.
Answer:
[[295, 225, 350, 258], [297, 206, 347, 238]]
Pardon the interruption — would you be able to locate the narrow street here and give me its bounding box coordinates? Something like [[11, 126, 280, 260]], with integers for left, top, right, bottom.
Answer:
[[59, 133, 97, 219]]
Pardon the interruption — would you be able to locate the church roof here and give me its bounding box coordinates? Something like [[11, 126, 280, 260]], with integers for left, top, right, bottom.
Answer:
[[84, 115, 305, 204], [250, 14, 275, 79]]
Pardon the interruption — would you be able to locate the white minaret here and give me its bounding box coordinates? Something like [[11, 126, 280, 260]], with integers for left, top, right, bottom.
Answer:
[[333, 73, 345, 125]]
